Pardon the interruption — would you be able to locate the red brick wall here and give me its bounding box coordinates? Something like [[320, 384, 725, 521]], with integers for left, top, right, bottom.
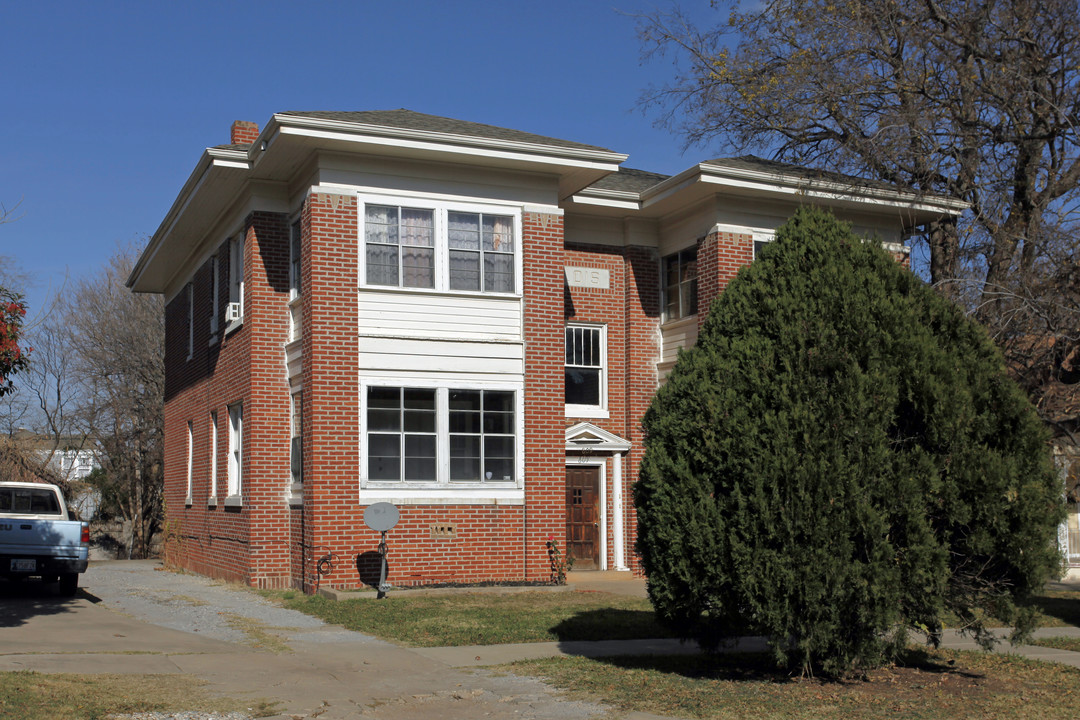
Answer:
[[697, 229, 754, 330], [162, 210, 293, 587], [563, 243, 659, 574]]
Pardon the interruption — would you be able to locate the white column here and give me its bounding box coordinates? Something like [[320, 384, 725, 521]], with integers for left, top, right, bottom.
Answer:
[[613, 451, 627, 571]]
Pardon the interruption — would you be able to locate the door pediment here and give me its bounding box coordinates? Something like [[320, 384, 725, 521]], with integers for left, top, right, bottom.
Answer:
[[565, 422, 631, 453]]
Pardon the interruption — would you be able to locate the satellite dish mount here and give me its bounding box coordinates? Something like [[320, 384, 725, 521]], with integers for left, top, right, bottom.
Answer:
[[363, 502, 400, 598]]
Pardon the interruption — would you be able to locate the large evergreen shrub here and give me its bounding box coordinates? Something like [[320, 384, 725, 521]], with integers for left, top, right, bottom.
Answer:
[[635, 208, 1064, 676]]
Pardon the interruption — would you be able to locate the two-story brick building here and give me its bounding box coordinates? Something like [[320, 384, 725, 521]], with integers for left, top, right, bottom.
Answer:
[[128, 110, 965, 590]]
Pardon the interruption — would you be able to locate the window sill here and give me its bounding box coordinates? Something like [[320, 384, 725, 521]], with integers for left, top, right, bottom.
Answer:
[[660, 315, 698, 330], [359, 486, 525, 505], [224, 318, 243, 337], [223, 496, 243, 508], [288, 482, 303, 507], [184, 497, 192, 507], [207, 497, 218, 508], [358, 285, 521, 301], [566, 405, 609, 419]]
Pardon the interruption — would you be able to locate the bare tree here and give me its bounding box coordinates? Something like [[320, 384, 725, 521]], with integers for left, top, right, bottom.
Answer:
[[639, 0, 1080, 428], [64, 243, 164, 558]]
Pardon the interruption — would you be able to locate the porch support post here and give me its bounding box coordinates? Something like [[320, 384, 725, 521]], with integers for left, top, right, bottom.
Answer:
[[613, 451, 627, 571]]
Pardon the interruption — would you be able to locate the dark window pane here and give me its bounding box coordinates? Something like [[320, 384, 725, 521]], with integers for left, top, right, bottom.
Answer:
[[450, 457, 481, 481], [405, 434, 436, 458], [369, 456, 400, 480], [367, 409, 400, 432], [449, 410, 481, 434], [484, 458, 514, 482], [368, 387, 400, 408], [404, 388, 436, 409], [404, 410, 435, 433], [449, 390, 482, 411], [404, 458, 437, 481], [450, 435, 481, 458], [483, 412, 514, 435], [566, 368, 601, 405], [484, 391, 514, 413], [484, 436, 514, 459]]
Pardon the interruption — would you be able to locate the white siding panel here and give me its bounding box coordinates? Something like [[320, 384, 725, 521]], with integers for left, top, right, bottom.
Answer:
[[359, 337, 524, 383], [661, 318, 699, 367], [358, 291, 522, 342]]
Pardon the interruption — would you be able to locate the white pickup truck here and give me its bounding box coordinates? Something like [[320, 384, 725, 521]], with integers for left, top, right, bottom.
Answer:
[[0, 482, 90, 596]]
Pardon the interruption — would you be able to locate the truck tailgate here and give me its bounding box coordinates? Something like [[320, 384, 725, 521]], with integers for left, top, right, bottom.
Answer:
[[0, 519, 88, 558]]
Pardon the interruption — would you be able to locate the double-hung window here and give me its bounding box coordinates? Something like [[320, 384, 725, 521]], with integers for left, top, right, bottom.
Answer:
[[363, 385, 518, 485], [209, 255, 220, 338], [448, 212, 515, 292], [229, 234, 245, 321], [662, 247, 697, 321], [360, 199, 518, 294], [227, 403, 242, 498], [365, 205, 435, 288], [565, 325, 606, 416], [289, 219, 302, 298], [448, 390, 515, 482]]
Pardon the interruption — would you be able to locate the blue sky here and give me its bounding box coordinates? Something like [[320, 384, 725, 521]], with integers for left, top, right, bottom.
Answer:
[[0, 1, 720, 319]]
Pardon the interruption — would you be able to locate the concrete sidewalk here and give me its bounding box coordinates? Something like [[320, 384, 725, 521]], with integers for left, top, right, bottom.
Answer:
[[3, 562, 1080, 719]]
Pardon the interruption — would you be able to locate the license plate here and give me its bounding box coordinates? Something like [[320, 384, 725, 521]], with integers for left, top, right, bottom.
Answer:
[[10, 559, 35, 572]]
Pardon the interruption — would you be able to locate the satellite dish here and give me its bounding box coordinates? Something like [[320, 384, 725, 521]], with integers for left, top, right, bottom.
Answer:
[[364, 502, 400, 533]]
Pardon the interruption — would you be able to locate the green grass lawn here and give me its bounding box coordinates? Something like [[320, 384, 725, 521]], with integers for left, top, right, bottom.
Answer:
[[267, 589, 672, 647], [0, 672, 276, 720], [500, 648, 1080, 720]]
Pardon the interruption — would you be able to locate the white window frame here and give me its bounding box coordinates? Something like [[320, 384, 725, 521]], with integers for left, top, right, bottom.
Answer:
[[289, 217, 302, 300], [565, 323, 608, 419], [208, 410, 218, 505], [226, 403, 243, 503], [359, 379, 525, 505], [357, 194, 522, 297], [185, 420, 193, 505], [661, 247, 698, 323], [290, 390, 303, 489], [227, 233, 245, 330]]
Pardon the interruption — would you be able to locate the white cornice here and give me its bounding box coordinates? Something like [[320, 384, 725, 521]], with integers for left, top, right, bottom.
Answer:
[[270, 113, 628, 168]]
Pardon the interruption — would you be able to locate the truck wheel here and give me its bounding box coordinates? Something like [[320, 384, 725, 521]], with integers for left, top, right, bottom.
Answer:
[[58, 573, 78, 597]]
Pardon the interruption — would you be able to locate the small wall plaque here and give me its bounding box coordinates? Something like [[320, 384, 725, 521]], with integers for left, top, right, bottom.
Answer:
[[565, 266, 610, 290]]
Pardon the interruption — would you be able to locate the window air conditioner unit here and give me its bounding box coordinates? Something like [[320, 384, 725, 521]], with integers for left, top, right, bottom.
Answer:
[[225, 302, 243, 323]]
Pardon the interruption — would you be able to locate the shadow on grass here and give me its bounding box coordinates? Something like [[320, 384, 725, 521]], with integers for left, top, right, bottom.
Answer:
[[1026, 587, 1080, 627], [548, 608, 676, 642], [580, 646, 985, 685]]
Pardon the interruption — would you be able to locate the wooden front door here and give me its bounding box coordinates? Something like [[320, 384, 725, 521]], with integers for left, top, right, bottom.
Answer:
[[566, 466, 601, 570]]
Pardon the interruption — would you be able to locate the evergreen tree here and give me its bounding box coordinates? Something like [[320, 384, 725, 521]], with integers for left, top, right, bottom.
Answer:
[[635, 208, 1064, 676]]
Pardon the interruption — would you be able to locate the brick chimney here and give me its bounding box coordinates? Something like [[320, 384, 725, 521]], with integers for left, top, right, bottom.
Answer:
[[230, 120, 259, 145]]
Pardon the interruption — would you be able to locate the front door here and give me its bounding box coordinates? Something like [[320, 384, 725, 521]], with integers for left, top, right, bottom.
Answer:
[[566, 465, 601, 570]]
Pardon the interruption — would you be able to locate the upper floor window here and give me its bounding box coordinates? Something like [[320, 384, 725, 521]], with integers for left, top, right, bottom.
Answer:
[[229, 234, 245, 317], [365, 205, 435, 288], [290, 218, 302, 298], [448, 212, 515, 292], [565, 325, 606, 415], [209, 255, 220, 337], [753, 239, 770, 260], [662, 248, 697, 321], [360, 199, 518, 295]]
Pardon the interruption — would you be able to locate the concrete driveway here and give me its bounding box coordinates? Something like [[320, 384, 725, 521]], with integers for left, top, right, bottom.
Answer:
[[0, 560, 649, 720]]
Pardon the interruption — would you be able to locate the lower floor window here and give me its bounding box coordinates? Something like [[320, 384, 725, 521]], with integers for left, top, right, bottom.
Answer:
[[364, 385, 517, 484]]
